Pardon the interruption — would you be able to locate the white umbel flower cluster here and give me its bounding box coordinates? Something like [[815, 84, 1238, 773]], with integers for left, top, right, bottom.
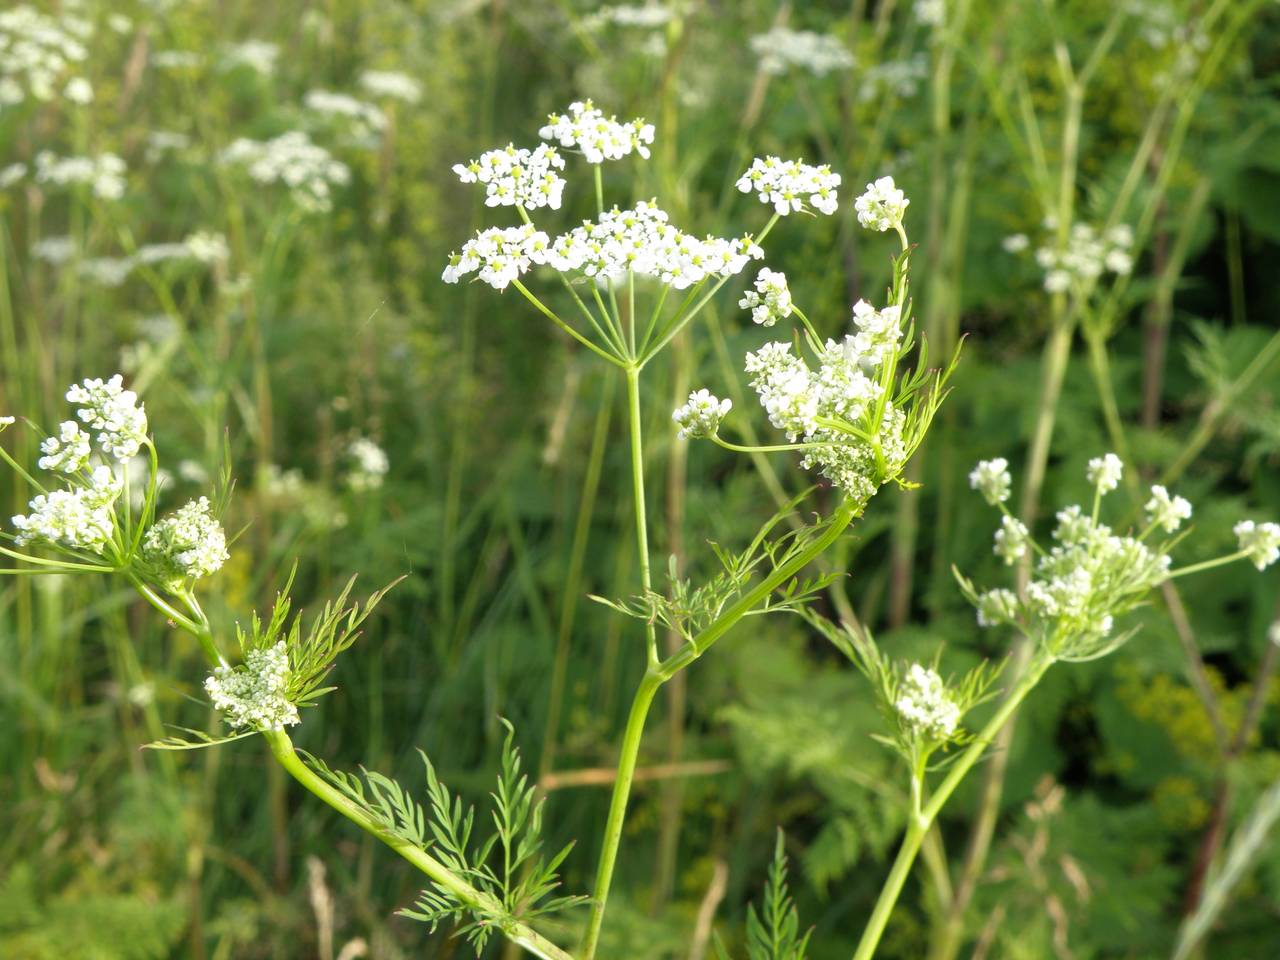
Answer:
[[143, 497, 230, 585], [452, 143, 567, 210], [745, 296, 908, 501], [303, 89, 386, 139], [220, 40, 279, 75], [895, 664, 960, 740], [736, 156, 841, 216], [546, 202, 762, 289], [969, 458, 1012, 506], [739, 267, 793, 327], [854, 176, 909, 232], [1086, 453, 1123, 494], [1035, 222, 1133, 293], [220, 132, 351, 212], [34, 151, 127, 200], [359, 69, 422, 104], [37, 421, 92, 474], [1145, 485, 1192, 533], [442, 223, 550, 291], [539, 100, 655, 164], [1234, 521, 1280, 571], [347, 437, 389, 491], [0, 6, 92, 108], [67, 374, 149, 460], [994, 515, 1030, 564], [976, 588, 1019, 627], [748, 27, 855, 77], [204, 641, 300, 730], [12, 466, 121, 553], [672, 389, 731, 440]]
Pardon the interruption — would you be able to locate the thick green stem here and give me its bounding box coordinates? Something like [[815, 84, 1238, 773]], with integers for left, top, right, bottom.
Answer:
[[581, 669, 664, 959], [852, 657, 1053, 960], [261, 729, 574, 960]]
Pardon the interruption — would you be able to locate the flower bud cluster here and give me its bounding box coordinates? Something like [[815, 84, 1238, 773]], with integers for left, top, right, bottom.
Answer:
[[736, 156, 841, 216], [1235, 521, 1280, 571], [538, 100, 654, 164], [672, 389, 731, 440], [204, 641, 300, 730], [38, 421, 92, 474], [12, 466, 121, 553], [453, 143, 567, 211], [67, 375, 149, 460], [346, 437, 389, 491], [854, 176, 909, 232], [969, 458, 1012, 506], [894, 664, 961, 740]]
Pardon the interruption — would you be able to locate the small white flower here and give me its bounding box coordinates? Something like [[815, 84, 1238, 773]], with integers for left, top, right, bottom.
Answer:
[[204, 641, 300, 730], [969, 458, 1012, 506], [1002, 233, 1029, 253], [303, 89, 386, 138], [994, 515, 1030, 564], [34, 151, 127, 200], [0, 162, 26, 188], [359, 69, 422, 103], [452, 143, 566, 211], [749, 27, 854, 76], [1086, 453, 1123, 494], [12, 466, 121, 553], [66, 374, 149, 460], [976, 588, 1019, 627], [1145, 485, 1192, 533], [442, 223, 551, 291], [854, 175, 909, 232], [63, 77, 93, 104], [37, 421, 92, 473], [220, 40, 279, 75], [143, 496, 230, 584], [738, 268, 792, 327], [185, 231, 230, 264], [895, 664, 960, 739], [347, 437, 389, 491], [1234, 520, 1280, 571], [220, 132, 350, 212], [539, 100, 654, 164], [736, 156, 841, 216], [672, 389, 731, 440], [0, 415, 15, 427], [914, 0, 946, 27]]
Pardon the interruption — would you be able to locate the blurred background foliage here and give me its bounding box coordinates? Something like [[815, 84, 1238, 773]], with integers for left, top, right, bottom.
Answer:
[[1, 0, 1279, 958]]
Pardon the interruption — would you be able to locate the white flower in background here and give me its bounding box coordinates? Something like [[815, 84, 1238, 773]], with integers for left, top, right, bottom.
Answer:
[[34, 151, 127, 200], [346, 437, 389, 491], [1031, 221, 1133, 292], [914, 0, 946, 26], [854, 176, 909, 232], [749, 27, 854, 76], [0, 416, 14, 427], [0, 6, 92, 108], [442, 223, 550, 290], [145, 130, 191, 163], [220, 132, 350, 212], [583, 4, 674, 30], [143, 496, 229, 584], [1145, 485, 1192, 533], [739, 268, 792, 327], [12, 466, 121, 553], [1234, 521, 1280, 571], [452, 143, 567, 210], [736, 156, 841, 216], [303, 89, 386, 139], [545, 202, 761, 289], [1002, 233, 1030, 253], [220, 40, 279, 74], [1087, 453, 1123, 494], [672, 389, 731, 439], [37, 421, 92, 473], [63, 77, 92, 104], [539, 100, 655, 163], [895, 664, 960, 739], [994, 515, 1029, 564], [66, 374, 149, 460], [152, 50, 203, 70], [107, 13, 133, 34], [976, 588, 1019, 627], [0, 162, 26, 187], [185, 231, 230, 264], [858, 54, 929, 102], [31, 236, 75, 265], [79, 257, 134, 287], [204, 641, 300, 729], [359, 69, 422, 103], [969, 458, 1012, 506]]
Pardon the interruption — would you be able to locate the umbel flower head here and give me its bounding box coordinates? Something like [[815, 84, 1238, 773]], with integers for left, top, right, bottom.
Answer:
[[1235, 521, 1280, 571], [895, 664, 960, 740], [38, 421, 92, 474], [539, 100, 654, 164], [672, 390, 731, 440], [955, 455, 1267, 662], [12, 466, 121, 553], [67, 374, 148, 460], [736, 156, 841, 216], [442, 223, 550, 291], [143, 496, 230, 588], [969, 458, 1011, 506], [854, 176, 909, 232], [204, 641, 300, 730], [739, 267, 793, 327], [452, 143, 566, 210]]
